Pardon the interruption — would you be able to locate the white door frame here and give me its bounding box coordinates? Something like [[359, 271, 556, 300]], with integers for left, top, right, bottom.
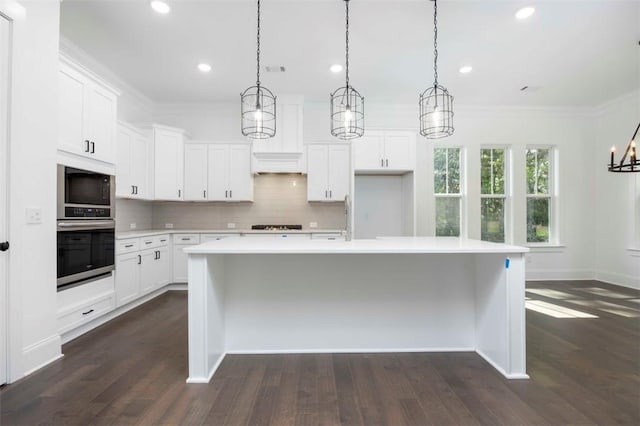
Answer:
[[0, 8, 13, 386]]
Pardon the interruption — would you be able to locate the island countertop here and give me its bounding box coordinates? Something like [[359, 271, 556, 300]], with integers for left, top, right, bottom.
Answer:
[[184, 236, 529, 255]]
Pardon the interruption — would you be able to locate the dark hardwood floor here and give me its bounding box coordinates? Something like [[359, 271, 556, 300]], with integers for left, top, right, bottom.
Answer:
[[1, 280, 639, 425]]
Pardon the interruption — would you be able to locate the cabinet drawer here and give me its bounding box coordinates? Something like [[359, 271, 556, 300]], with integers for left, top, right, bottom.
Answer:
[[140, 235, 170, 249], [58, 293, 115, 334], [201, 234, 239, 242], [174, 234, 200, 245], [117, 239, 139, 254]]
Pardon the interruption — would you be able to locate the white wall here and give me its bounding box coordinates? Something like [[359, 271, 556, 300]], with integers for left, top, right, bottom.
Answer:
[[593, 91, 640, 289], [3, 0, 62, 382]]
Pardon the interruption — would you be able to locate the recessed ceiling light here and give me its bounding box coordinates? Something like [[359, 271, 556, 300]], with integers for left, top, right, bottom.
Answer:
[[198, 63, 212, 73], [459, 65, 473, 74], [330, 64, 343, 73], [150, 1, 170, 14], [515, 6, 535, 20]]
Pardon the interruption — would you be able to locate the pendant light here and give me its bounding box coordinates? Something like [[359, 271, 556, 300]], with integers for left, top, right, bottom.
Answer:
[[330, 0, 364, 140], [419, 0, 454, 139], [608, 122, 640, 173], [241, 0, 276, 139]]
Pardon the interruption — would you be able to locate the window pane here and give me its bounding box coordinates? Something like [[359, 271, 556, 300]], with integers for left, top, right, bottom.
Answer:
[[481, 148, 505, 195], [527, 198, 550, 243], [481, 198, 505, 243], [447, 148, 461, 193], [436, 197, 460, 237], [434, 148, 446, 194], [526, 148, 550, 195]]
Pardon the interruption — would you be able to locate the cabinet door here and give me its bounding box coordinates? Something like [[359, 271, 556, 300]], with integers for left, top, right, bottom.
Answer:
[[184, 144, 208, 201], [116, 126, 133, 197], [115, 252, 140, 307], [131, 133, 149, 199], [154, 129, 184, 200], [207, 145, 229, 201], [307, 145, 329, 201], [353, 133, 384, 170], [58, 67, 86, 156], [139, 249, 157, 295], [172, 244, 190, 283], [383, 133, 413, 171], [85, 83, 117, 163], [228, 144, 253, 201], [328, 145, 350, 201], [156, 246, 171, 288]]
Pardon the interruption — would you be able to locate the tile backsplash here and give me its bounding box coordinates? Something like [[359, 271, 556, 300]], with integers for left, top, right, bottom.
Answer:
[[116, 174, 346, 231]]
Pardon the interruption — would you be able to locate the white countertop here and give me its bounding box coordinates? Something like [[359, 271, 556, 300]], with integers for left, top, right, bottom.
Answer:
[[184, 236, 529, 254], [116, 229, 344, 239]]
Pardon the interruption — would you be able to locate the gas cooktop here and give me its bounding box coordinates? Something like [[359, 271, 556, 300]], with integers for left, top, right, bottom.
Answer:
[[251, 225, 303, 231]]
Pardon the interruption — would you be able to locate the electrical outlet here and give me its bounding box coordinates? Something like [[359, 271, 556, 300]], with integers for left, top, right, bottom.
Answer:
[[25, 208, 42, 224], [227, 223, 236, 229], [130, 223, 137, 230], [165, 223, 174, 229], [309, 222, 318, 228]]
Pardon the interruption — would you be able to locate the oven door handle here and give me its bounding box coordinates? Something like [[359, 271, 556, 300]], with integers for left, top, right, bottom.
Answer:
[[58, 221, 115, 228]]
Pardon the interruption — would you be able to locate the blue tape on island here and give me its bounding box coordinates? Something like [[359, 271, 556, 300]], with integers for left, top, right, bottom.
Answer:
[[505, 258, 510, 269]]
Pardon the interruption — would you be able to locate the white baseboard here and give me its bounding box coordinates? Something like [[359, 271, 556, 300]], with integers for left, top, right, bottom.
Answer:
[[166, 283, 187, 291], [475, 349, 529, 380], [186, 353, 226, 384], [21, 334, 63, 379], [594, 270, 640, 290], [225, 347, 474, 355], [526, 269, 595, 281]]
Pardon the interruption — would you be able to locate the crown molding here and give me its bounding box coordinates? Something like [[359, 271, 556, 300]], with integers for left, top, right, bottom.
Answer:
[[591, 89, 640, 117]]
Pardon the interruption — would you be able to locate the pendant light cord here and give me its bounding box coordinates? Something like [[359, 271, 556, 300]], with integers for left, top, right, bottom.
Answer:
[[345, 0, 350, 90], [433, 0, 438, 86], [256, 0, 261, 87]]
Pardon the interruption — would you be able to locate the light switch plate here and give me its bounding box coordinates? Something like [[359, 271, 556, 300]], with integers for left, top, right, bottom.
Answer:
[[165, 223, 174, 229], [26, 208, 42, 224], [309, 222, 318, 228], [227, 223, 236, 229]]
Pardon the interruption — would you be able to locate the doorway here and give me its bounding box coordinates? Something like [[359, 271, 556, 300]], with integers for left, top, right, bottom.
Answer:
[[0, 13, 11, 386]]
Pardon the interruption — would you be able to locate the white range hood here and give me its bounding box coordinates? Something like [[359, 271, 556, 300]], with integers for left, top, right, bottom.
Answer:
[[251, 95, 306, 174]]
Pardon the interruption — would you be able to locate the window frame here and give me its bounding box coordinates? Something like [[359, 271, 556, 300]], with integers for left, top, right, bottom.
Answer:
[[525, 145, 557, 246], [480, 146, 511, 243], [433, 146, 465, 237]]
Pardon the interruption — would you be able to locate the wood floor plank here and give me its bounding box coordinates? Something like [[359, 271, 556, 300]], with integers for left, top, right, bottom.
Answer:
[[1, 283, 638, 426]]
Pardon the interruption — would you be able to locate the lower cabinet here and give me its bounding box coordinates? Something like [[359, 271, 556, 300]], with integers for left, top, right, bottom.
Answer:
[[115, 235, 170, 307]]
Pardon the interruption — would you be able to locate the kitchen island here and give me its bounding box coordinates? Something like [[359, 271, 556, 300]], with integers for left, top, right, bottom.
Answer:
[[185, 237, 529, 383]]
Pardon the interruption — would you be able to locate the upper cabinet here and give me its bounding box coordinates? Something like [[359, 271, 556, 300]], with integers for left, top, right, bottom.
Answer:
[[58, 55, 119, 164], [252, 96, 305, 173], [151, 125, 186, 201], [307, 144, 351, 202], [184, 142, 253, 202], [353, 130, 416, 173], [116, 122, 150, 199]]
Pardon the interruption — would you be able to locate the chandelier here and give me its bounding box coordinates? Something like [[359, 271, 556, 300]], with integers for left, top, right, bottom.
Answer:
[[241, 0, 276, 139], [609, 122, 639, 173], [330, 0, 364, 140], [419, 0, 454, 139]]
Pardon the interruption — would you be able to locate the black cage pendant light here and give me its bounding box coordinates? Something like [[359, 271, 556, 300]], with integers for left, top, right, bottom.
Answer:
[[241, 0, 276, 139], [419, 0, 454, 139], [330, 0, 364, 140], [608, 122, 640, 173]]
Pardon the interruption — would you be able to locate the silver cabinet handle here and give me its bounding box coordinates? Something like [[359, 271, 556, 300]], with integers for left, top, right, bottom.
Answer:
[[124, 244, 134, 248], [131, 185, 135, 195], [386, 159, 389, 167], [85, 140, 91, 152], [329, 190, 332, 198], [181, 238, 190, 241], [325, 190, 328, 198], [91, 141, 95, 154], [229, 190, 232, 198], [178, 189, 181, 198], [137, 255, 141, 265], [381, 159, 384, 167], [204, 190, 206, 199], [225, 190, 228, 198], [82, 309, 94, 316]]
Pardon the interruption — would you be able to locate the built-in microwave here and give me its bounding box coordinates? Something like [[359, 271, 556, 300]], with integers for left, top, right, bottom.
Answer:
[[57, 165, 115, 220]]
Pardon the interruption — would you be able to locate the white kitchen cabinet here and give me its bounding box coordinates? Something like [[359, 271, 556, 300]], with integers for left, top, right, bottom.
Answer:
[[207, 144, 253, 201], [172, 234, 200, 283], [116, 122, 149, 199], [184, 144, 209, 201], [58, 56, 119, 164], [353, 130, 415, 172], [307, 144, 350, 202], [153, 125, 186, 201], [115, 235, 170, 306], [115, 251, 141, 306]]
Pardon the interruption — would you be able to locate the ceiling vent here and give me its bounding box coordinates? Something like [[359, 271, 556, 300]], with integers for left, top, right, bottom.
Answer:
[[265, 65, 286, 73], [520, 85, 542, 92]]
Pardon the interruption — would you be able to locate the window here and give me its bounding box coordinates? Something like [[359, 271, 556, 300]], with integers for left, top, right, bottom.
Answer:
[[526, 148, 553, 243], [434, 147, 462, 236], [481, 148, 507, 242]]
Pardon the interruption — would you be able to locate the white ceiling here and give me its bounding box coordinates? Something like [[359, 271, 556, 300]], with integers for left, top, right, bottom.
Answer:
[[60, 0, 640, 107]]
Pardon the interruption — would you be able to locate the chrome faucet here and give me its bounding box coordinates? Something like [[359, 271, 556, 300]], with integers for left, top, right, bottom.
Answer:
[[344, 195, 352, 241]]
